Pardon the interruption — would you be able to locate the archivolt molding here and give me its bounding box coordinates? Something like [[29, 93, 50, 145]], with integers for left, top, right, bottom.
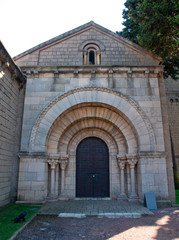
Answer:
[[46, 109, 137, 154], [29, 87, 156, 152], [58, 125, 126, 155], [78, 39, 105, 52], [66, 128, 118, 156]]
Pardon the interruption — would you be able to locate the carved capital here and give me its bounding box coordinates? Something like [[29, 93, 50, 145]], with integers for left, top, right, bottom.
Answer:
[[59, 155, 69, 170], [47, 154, 60, 169], [48, 159, 59, 169], [127, 158, 138, 168], [126, 154, 138, 168], [117, 155, 126, 170]]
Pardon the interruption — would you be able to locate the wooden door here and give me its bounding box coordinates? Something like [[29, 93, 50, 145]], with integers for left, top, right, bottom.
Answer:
[[76, 137, 109, 197]]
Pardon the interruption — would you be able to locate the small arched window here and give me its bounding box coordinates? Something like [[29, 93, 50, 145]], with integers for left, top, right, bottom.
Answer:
[[89, 50, 95, 65], [82, 43, 101, 65]]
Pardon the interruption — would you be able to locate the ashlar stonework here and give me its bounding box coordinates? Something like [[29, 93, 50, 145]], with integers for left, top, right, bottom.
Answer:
[[0, 41, 26, 206], [14, 21, 175, 205]]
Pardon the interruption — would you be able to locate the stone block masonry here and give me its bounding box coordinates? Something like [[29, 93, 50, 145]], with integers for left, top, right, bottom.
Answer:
[[0, 41, 26, 206]]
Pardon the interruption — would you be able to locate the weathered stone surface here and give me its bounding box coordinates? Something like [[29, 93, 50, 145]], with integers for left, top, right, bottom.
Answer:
[[0, 22, 175, 205], [0, 42, 26, 206]]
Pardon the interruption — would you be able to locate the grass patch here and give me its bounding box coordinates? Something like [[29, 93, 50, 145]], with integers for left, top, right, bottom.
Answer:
[[0, 204, 41, 240], [176, 189, 179, 204]]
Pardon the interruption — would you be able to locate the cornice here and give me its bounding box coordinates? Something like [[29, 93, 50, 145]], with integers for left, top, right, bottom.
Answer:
[[20, 65, 163, 78]]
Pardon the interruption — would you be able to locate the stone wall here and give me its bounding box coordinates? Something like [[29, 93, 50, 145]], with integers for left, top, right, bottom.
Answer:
[[20, 67, 164, 154], [15, 22, 159, 67], [0, 42, 26, 206], [165, 77, 179, 187], [14, 22, 175, 203]]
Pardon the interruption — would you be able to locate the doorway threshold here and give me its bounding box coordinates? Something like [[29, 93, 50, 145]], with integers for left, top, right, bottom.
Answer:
[[75, 198, 111, 200]]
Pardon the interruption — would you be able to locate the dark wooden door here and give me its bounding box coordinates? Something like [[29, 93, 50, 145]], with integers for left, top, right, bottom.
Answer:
[[76, 137, 109, 197]]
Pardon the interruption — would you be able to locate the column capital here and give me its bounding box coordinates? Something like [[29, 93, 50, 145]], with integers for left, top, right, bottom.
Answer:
[[127, 156, 138, 169], [59, 154, 69, 170], [117, 155, 127, 170], [47, 154, 60, 169], [48, 159, 59, 169]]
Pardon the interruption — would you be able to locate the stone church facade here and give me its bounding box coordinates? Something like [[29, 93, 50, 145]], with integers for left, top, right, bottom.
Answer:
[[2, 21, 176, 205]]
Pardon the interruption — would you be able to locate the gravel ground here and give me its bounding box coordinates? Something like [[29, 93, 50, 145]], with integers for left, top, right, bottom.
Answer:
[[16, 207, 179, 240]]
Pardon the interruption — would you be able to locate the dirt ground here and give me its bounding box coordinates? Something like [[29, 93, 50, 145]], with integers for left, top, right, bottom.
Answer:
[[16, 207, 179, 240]]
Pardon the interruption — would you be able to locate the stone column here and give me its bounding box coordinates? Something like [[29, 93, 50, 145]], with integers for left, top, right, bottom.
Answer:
[[96, 51, 101, 65], [127, 155, 138, 199], [59, 155, 69, 195], [83, 51, 87, 65], [48, 158, 59, 197], [55, 164, 59, 195], [117, 155, 127, 199]]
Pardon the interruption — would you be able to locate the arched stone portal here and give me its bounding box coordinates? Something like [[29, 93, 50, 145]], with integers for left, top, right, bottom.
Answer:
[[29, 87, 156, 153], [42, 88, 150, 199], [18, 87, 169, 202]]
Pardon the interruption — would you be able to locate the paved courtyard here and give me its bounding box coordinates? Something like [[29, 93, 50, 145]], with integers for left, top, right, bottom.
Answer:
[[37, 199, 153, 217], [16, 205, 179, 240]]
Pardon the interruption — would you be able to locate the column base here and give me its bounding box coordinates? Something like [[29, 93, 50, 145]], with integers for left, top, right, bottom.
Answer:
[[128, 193, 138, 201], [46, 194, 58, 200], [58, 196, 69, 200], [118, 193, 127, 199], [58, 191, 69, 200]]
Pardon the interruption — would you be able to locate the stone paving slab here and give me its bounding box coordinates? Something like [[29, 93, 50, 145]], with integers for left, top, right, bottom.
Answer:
[[38, 200, 153, 218]]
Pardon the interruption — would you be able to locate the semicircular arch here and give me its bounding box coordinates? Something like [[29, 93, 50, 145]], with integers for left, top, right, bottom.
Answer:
[[29, 87, 156, 153]]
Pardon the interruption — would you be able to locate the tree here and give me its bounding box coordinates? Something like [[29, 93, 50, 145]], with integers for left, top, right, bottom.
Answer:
[[118, 0, 179, 79]]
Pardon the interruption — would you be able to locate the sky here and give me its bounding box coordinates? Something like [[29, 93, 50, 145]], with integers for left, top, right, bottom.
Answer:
[[1, 0, 126, 57]]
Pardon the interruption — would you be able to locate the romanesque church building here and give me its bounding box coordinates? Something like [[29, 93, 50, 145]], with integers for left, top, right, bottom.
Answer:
[[0, 22, 176, 206]]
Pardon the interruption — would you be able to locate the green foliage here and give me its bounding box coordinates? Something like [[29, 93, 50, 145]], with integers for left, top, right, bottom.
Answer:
[[118, 0, 179, 79], [176, 190, 179, 204], [0, 204, 41, 240]]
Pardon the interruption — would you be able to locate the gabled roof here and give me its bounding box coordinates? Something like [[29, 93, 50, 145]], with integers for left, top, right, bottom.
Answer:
[[14, 21, 161, 61]]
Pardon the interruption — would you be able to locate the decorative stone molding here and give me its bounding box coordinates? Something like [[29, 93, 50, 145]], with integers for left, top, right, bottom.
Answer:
[[33, 70, 39, 78], [79, 39, 105, 52], [21, 65, 163, 75], [54, 70, 59, 78], [29, 87, 156, 153], [127, 69, 132, 77], [67, 128, 118, 155], [117, 155, 127, 170], [138, 152, 167, 158], [128, 160, 138, 169], [59, 155, 69, 170], [48, 159, 59, 169], [145, 70, 150, 77]]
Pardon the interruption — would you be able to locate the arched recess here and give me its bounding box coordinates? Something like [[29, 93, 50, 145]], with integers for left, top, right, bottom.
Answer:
[[61, 128, 119, 198], [29, 87, 156, 153], [79, 39, 105, 52], [67, 128, 118, 156], [46, 105, 137, 154]]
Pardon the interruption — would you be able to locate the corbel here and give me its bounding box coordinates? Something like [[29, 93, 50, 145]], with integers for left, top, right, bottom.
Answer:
[[33, 70, 39, 78], [54, 70, 59, 78], [145, 70, 150, 77], [127, 69, 132, 77], [74, 69, 79, 78]]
